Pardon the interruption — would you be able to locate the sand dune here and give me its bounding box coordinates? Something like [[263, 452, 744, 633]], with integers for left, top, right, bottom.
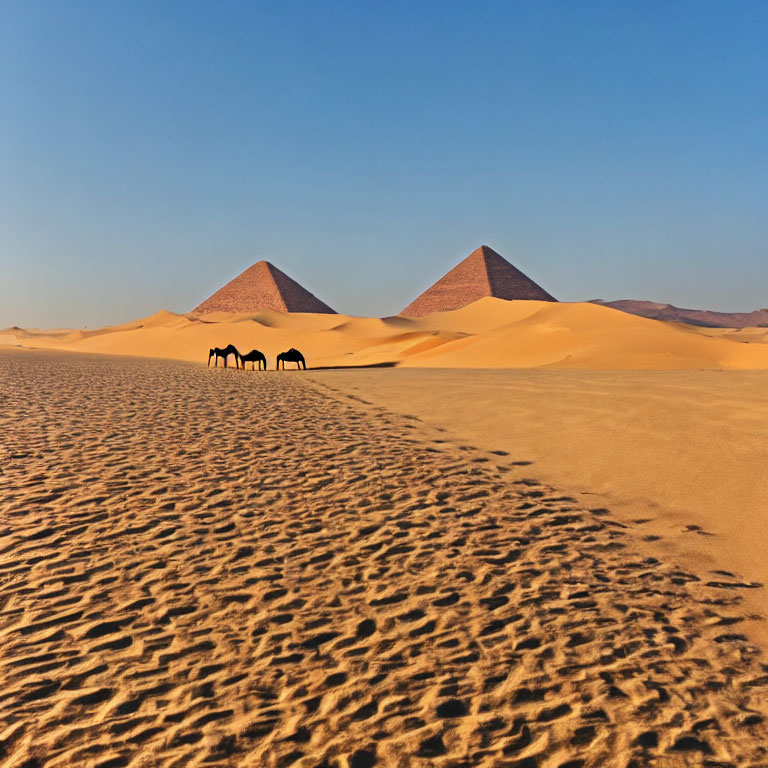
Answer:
[[1, 349, 767, 767], [3, 298, 768, 371], [401, 301, 768, 369]]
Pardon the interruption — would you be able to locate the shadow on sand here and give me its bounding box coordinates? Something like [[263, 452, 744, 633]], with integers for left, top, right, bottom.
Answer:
[[310, 361, 398, 371]]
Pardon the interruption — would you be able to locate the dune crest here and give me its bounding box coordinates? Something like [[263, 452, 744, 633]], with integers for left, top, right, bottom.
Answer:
[[4, 298, 768, 370]]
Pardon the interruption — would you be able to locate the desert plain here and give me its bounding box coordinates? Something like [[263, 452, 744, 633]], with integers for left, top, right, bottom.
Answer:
[[1, 298, 768, 767]]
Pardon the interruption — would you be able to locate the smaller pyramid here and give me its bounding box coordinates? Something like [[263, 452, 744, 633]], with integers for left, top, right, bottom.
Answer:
[[192, 260, 337, 315], [400, 245, 556, 317]]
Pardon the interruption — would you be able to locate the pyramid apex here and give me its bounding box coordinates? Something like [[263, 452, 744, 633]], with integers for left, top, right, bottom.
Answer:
[[466, 244, 503, 261]]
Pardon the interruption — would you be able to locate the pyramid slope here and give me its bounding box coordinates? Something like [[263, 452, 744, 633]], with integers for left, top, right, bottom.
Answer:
[[192, 261, 337, 315], [400, 245, 556, 317]]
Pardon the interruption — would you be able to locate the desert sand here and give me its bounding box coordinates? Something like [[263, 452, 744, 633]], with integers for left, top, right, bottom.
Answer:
[[3, 300, 768, 767], [3, 297, 768, 371], [1, 348, 767, 767], [311, 368, 768, 648]]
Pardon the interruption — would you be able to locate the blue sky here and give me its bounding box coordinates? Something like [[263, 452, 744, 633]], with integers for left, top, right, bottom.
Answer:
[[2, 0, 766, 327]]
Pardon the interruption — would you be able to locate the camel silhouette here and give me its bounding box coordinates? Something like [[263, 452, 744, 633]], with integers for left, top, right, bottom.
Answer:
[[239, 349, 267, 371], [276, 348, 306, 370], [207, 345, 240, 369]]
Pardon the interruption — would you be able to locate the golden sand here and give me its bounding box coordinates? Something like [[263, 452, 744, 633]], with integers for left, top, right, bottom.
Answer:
[[312, 368, 768, 649], [3, 297, 768, 371], [1, 349, 766, 767]]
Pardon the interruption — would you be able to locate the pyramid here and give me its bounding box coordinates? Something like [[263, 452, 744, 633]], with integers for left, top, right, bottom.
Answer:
[[400, 245, 556, 317], [192, 260, 337, 315]]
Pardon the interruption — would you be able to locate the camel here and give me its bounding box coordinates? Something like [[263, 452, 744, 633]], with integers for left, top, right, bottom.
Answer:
[[276, 348, 306, 370], [239, 349, 267, 371], [207, 344, 240, 369]]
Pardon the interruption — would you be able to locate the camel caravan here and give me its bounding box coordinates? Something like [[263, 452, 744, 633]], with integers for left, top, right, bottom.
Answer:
[[207, 346, 306, 371]]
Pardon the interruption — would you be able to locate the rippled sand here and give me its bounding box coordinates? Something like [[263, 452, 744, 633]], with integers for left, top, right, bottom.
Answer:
[[311, 367, 768, 649], [1, 350, 767, 767]]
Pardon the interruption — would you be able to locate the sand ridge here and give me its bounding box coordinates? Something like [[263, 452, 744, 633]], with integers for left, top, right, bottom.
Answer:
[[1, 350, 767, 767], [4, 297, 768, 371]]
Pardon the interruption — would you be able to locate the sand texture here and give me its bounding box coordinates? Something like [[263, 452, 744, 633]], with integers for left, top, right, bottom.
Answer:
[[310, 368, 768, 648], [3, 298, 768, 372], [1, 350, 767, 768]]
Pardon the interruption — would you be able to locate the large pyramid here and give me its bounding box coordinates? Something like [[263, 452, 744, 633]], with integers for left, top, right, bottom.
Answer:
[[400, 245, 556, 317], [192, 260, 337, 315]]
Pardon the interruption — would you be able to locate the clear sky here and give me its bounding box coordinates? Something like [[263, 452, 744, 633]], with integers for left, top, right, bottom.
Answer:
[[2, 0, 766, 327]]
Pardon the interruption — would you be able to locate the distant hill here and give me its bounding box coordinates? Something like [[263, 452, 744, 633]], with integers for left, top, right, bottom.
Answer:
[[591, 300, 768, 329]]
